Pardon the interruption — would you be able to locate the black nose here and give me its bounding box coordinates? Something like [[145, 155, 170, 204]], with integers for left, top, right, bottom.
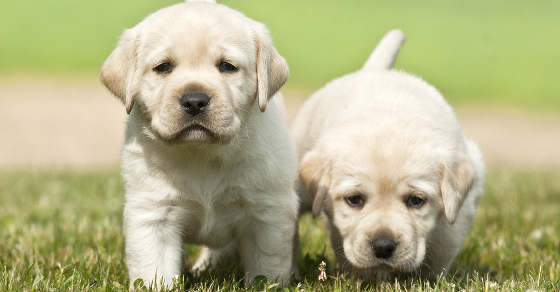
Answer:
[[371, 238, 397, 259], [180, 92, 210, 116]]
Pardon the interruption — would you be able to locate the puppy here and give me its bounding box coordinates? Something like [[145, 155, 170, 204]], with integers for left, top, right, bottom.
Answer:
[[100, 0, 298, 287], [293, 30, 484, 278]]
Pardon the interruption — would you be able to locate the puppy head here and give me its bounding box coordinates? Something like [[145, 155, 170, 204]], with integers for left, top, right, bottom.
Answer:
[[300, 133, 475, 273], [100, 1, 288, 144]]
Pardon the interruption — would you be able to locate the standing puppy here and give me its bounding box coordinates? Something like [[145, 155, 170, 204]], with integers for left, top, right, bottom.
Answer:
[[100, 0, 298, 287], [293, 30, 484, 278]]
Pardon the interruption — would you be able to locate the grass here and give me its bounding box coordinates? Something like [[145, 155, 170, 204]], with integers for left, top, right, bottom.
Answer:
[[0, 169, 559, 291], [1, 0, 559, 108]]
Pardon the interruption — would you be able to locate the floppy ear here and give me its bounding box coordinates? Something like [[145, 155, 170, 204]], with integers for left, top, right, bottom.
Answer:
[[299, 151, 331, 217], [440, 156, 475, 224], [253, 24, 289, 112], [100, 28, 140, 114]]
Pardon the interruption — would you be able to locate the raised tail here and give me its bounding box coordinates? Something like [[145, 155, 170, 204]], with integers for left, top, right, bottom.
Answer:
[[362, 29, 406, 71]]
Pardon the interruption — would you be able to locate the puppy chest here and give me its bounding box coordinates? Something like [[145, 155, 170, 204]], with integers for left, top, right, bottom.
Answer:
[[182, 190, 248, 247]]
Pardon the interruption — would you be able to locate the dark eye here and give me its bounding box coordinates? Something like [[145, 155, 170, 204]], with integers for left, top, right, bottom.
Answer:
[[344, 194, 365, 208], [154, 62, 173, 74], [405, 194, 426, 208], [218, 61, 238, 73]]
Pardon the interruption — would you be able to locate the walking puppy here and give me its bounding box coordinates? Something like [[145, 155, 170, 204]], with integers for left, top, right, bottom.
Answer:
[[293, 30, 484, 278], [100, 0, 298, 287]]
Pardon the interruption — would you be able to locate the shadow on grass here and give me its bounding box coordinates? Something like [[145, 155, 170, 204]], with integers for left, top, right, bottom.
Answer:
[[129, 246, 498, 291], [171, 213, 500, 291]]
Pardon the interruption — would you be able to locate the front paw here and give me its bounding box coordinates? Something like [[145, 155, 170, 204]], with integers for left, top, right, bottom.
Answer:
[[191, 248, 211, 276], [191, 243, 238, 276]]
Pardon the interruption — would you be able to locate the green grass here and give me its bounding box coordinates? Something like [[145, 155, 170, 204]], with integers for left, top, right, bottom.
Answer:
[[0, 0, 559, 108], [0, 169, 559, 291]]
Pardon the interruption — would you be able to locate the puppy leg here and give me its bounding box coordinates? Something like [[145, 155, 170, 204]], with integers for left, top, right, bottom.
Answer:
[[239, 205, 297, 285], [123, 202, 186, 289], [191, 242, 237, 275]]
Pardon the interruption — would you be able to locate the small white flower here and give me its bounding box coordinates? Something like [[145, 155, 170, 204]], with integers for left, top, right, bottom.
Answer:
[[318, 261, 327, 281]]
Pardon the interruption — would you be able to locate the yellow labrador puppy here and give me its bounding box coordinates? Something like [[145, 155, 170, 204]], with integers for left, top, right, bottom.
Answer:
[[100, 0, 298, 287], [293, 30, 484, 278]]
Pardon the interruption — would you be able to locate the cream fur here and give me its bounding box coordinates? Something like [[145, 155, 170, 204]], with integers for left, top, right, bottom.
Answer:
[[100, 1, 298, 288], [293, 29, 484, 278]]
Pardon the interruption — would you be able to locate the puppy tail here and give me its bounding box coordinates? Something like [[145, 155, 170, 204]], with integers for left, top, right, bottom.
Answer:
[[362, 29, 406, 71]]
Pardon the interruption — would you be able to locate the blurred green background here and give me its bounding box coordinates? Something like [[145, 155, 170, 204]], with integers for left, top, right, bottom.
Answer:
[[1, 0, 559, 108]]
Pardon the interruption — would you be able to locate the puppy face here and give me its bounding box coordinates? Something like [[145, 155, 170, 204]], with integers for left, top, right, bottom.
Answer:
[[100, 2, 288, 144], [300, 133, 474, 273]]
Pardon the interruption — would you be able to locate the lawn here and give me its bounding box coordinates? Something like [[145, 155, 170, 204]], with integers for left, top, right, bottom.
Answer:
[[0, 170, 558, 291], [1, 0, 559, 108]]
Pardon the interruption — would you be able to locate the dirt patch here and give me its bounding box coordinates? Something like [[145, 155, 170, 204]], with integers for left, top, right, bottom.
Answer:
[[1, 79, 559, 169], [0, 79, 125, 168]]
